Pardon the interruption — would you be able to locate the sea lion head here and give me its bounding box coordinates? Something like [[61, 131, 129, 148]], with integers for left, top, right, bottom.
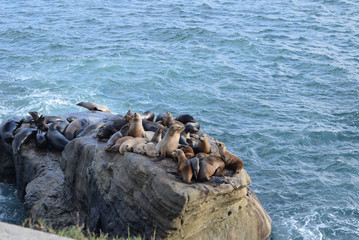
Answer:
[[168, 124, 185, 136], [134, 112, 141, 120], [216, 141, 226, 151], [166, 111, 173, 120]]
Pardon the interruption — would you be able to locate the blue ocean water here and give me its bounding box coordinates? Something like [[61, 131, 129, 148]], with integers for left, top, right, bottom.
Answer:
[[0, 0, 358, 238]]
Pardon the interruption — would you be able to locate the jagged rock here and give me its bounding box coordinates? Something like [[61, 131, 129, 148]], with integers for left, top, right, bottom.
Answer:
[[0, 112, 271, 239]]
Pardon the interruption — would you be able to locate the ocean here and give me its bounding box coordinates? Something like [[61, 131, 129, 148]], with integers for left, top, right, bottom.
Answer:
[[0, 0, 358, 239]]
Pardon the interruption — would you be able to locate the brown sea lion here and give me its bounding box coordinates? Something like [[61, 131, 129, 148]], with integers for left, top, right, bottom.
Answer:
[[172, 149, 193, 184], [127, 113, 146, 138], [154, 124, 185, 162], [198, 155, 225, 181], [119, 137, 148, 154], [216, 141, 244, 173], [144, 142, 157, 157], [132, 142, 146, 155], [76, 101, 111, 113], [180, 145, 195, 159], [150, 125, 163, 143], [107, 136, 133, 152], [165, 112, 184, 127], [196, 135, 211, 154]]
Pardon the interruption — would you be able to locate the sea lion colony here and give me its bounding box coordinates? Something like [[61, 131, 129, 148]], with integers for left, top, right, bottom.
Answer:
[[0, 102, 244, 183]]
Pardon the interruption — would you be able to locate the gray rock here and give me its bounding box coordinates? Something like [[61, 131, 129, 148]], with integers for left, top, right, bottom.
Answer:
[[0, 112, 271, 239]]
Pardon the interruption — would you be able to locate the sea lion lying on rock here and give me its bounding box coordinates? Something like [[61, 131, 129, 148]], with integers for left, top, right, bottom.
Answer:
[[216, 141, 244, 174]]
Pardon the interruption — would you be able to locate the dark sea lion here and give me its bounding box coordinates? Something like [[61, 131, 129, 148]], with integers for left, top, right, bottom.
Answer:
[[55, 120, 69, 134], [36, 130, 47, 149], [198, 155, 225, 181], [172, 149, 193, 184], [140, 111, 155, 122], [76, 101, 111, 113], [77, 121, 106, 138], [175, 114, 197, 124], [105, 131, 123, 150], [216, 142, 244, 173], [127, 113, 146, 138], [97, 117, 128, 141], [64, 118, 89, 140], [47, 123, 70, 151], [184, 122, 200, 133], [0, 116, 21, 143], [29, 112, 63, 126], [186, 157, 200, 179], [154, 124, 185, 162], [155, 112, 166, 122], [12, 128, 37, 154]]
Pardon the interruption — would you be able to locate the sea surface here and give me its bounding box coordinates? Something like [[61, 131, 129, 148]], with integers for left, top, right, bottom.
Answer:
[[0, 0, 358, 239]]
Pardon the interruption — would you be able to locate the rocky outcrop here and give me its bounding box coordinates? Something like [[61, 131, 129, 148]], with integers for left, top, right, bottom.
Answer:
[[0, 112, 271, 239]]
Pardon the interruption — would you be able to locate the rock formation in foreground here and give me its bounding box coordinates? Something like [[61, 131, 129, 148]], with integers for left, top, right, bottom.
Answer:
[[0, 111, 271, 239]]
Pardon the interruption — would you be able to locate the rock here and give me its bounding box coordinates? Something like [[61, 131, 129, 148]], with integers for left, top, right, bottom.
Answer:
[[0, 111, 271, 239]]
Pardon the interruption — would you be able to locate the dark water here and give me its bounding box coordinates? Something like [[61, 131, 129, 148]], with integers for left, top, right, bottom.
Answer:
[[0, 0, 358, 239]]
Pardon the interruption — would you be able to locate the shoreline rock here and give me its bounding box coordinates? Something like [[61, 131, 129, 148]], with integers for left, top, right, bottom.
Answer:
[[0, 111, 271, 239]]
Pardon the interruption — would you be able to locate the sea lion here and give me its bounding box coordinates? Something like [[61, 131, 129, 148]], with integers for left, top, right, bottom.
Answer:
[[216, 142, 244, 173], [105, 131, 124, 150], [184, 122, 200, 133], [151, 126, 163, 143], [97, 116, 128, 141], [0, 116, 21, 144], [198, 155, 225, 181], [132, 142, 146, 155], [154, 124, 185, 161], [47, 123, 70, 151], [186, 157, 200, 179], [28, 112, 63, 130], [107, 136, 133, 152], [180, 145, 195, 159], [64, 118, 89, 140], [12, 128, 36, 154], [144, 142, 157, 157], [196, 135, 211, 154], [155, 112, 166, 122], [165, 112, 184, 127], [36, 130, 47, 149], [76, 101, 111, 113], [77, 121, 106, 138], [119, 137, 148, 154], [140, 111, 155, 122], [127, 113, 146, 138], [172, 149, 193, 184], [175, 114, 197, 124]]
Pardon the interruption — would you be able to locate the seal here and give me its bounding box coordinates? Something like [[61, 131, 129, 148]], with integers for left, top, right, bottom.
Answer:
[[150, 126, 163, 143], [186, 157, 200, 179], [64, 118, 89, 140], [76, 101, 111, 113], [154, 124, 185, 162], [77, 121, 106, 138], [144, 142, 157, 157], [35, 129, 47, 149], [175, 114, 197, 124], [0, 116, 21, 143], [105, 131, 123, 150], [140, 111, 155, 122], [165, 112, 184, 127], [155, 112, 166, 122], [198, 155, 225, 181], [12, 127, 37, 154], [132, 142, 146, 155], [127, 113, 146, 138], [180, 145, 195, 159], [172, 149, 193, 184], [47, 122, 70, 151], [119, 137, 148, 154], [196, 135, 211, 154], [107, 136, 133, 152], [216, 141, 244, 173]]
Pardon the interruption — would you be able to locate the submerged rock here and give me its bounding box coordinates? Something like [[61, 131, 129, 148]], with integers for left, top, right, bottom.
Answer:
[[0, 111, 271, 239]]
